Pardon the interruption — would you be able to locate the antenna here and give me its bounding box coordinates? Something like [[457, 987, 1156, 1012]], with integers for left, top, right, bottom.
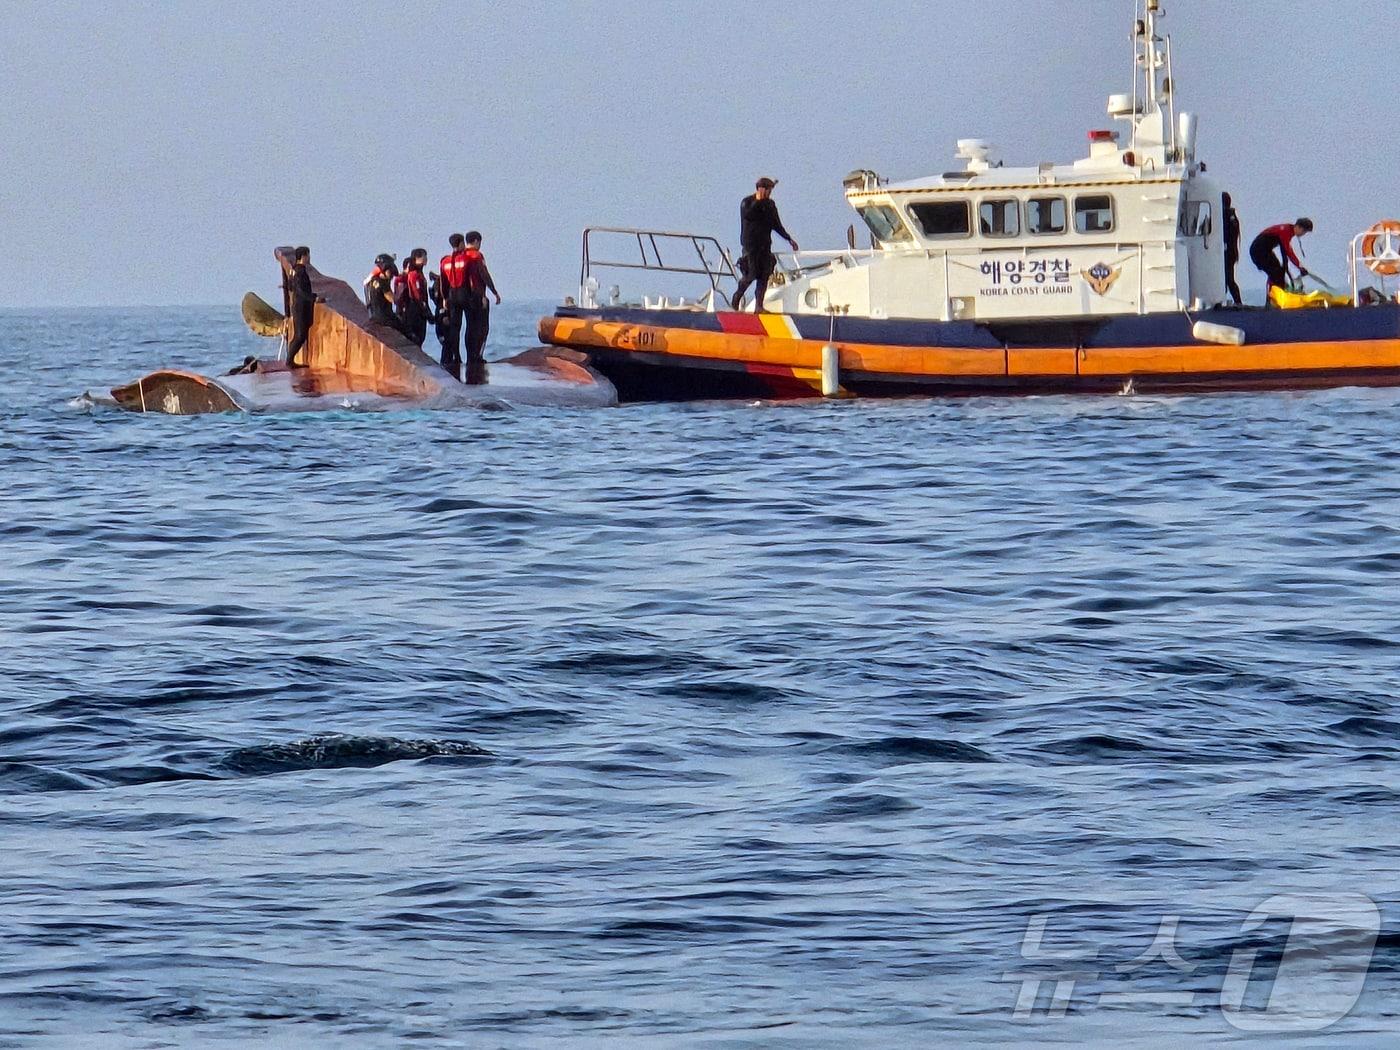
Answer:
[[1126, 0, 1181, 158], [1142, 0, 1163, 112]]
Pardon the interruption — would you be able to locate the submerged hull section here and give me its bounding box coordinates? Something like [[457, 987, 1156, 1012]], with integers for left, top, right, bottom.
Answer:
[[111, 371, 245, 415], [539, 305, 1400, 401], [108, 249, 616, 415]]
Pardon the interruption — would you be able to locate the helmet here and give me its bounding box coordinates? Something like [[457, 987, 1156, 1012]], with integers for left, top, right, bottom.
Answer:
[[1296, 218, 1314, 233]]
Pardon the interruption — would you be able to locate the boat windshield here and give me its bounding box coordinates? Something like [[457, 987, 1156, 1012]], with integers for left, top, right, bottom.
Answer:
[[858, 205, 914, 244]]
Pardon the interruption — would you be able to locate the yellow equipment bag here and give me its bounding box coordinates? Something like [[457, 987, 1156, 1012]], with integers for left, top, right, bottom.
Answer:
[[1269, 286, 1352, 310]]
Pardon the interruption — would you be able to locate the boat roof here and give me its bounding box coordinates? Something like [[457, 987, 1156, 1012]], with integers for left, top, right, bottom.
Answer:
[[855, 163, 1189, 199]]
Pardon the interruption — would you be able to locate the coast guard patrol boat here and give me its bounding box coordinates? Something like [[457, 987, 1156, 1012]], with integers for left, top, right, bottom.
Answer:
[[540, 0, 1400, 400]]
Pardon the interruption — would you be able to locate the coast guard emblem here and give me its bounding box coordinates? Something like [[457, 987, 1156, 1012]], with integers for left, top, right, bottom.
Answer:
[[1083, 262, 1121, 297]]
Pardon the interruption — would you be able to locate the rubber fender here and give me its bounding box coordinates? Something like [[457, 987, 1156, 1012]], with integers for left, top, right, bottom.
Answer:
[[1192, 320, 1246, 346]]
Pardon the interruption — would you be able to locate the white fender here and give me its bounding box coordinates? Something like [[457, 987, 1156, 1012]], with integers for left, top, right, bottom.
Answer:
[[1193, 321, 1246, 347]]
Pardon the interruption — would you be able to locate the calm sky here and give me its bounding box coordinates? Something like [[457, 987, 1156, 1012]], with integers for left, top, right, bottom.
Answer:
[[1, 0, 1394, 307]]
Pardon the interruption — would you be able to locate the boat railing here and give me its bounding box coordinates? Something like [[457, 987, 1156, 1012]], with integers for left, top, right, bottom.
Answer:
[[774, 248, 882, 273], [1349, 227, 1400, 307], [580, 227, 739, 306]]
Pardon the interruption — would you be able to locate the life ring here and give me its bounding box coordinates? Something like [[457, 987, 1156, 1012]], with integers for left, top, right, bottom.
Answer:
[[1361, 220, 1400, 277]]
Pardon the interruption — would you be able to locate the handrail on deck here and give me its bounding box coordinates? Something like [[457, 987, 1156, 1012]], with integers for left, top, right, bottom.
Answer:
[[580, 227, 739, 305]]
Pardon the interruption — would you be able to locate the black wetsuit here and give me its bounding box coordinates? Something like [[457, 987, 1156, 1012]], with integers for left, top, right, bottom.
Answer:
[[429, 274, 451, 357], [287, 262, 316, 366], [730, 195, 794, 312], [367, 271, 409, 336], [1249, 224, 1307, 299], [1224, 205, 1242, 305], [463, 251, 498, 386], [396, 268, 431, 348], [439, 250, 471, 382]]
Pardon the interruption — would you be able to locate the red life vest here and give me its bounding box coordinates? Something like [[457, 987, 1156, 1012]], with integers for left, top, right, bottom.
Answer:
[[440, 250, 470, 290], [462, 248, 487, 293], [398, 268, 428, 303], [1261, 223, 1304, 268]]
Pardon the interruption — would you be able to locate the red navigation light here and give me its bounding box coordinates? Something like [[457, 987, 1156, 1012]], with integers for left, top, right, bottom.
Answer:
[[1089, 130, 1119, 143], [1123, 151, 1138, 167]]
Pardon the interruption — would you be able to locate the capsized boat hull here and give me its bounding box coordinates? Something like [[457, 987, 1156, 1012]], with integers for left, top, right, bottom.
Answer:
[[539, 304, 1400, 401], [106, 247, 617, 415], [110, 352, 616, 416]]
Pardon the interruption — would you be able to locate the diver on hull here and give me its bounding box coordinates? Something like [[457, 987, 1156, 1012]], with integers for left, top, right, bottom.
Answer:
[[394, 249, 432, 348], [428, 268, 451, 362], [460, 231, 501, 386], [366, 253, 413, 338], [1250, 218, 1313, 301], [439, 233, 471, 381], [286, 246, 323, 368], [730, 177, 799, 314]]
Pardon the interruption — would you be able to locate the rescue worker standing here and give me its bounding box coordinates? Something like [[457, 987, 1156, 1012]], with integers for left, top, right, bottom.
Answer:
[[730, 177, 799, 313], [1222, 193, 1243, 306], [285, 245, 321, 368], [394, 248, 432, 347], [461, 231, 501, 386], [428, 269, 450, 359], [366, 253, 409, 337], [1250, 218, 1313, 300], [439, 233, 471, 381]]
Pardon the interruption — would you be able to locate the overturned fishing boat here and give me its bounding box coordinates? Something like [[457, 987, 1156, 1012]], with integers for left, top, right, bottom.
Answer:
[[539, 1, 1400, 401], [107, 248, 615, 415]]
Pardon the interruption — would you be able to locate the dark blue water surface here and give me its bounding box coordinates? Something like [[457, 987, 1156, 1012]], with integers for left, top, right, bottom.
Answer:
[[3, 305, 1400, 1047]]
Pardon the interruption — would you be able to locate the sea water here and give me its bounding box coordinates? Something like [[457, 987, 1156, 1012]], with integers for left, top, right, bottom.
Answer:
[[2, 304, 1400, 1046]]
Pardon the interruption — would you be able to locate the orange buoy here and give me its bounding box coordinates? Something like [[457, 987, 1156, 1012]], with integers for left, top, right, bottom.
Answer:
[[1361, 220, 1400, 276]]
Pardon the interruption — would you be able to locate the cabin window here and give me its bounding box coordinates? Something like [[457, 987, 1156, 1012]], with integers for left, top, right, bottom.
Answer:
[[909, 200, 972, 239], [858, 204, 913, 244], [979, 199, 1021, 237], [1074, 195, 1116, 234], [1026, 196, 1067, 235], [1180, 201, 1213, 237]]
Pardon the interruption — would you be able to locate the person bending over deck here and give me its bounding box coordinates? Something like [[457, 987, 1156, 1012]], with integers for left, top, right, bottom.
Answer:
[[285, 246, 323, 368], [394, 249, 432, 348], [461, 232, 501, 386], [1223, 193, 1243, 306], [1250, 218, 1313, 300], [730, 177, 799, 313]]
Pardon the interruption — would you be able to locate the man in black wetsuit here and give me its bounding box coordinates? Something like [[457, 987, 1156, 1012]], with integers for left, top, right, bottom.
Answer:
[[1222, 193, 1243, 306], [395, 249, 432, 347], [461, 231, 502, 386], [428, 270, 450, 359], [366, 253, 411, 337], [1250, 218, 1313, 300], [286, 246, 321, 368], [439, 233, 470, 380], [730, 177, 799, 313]]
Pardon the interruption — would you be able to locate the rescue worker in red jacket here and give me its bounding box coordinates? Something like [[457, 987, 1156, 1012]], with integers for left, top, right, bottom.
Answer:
[[1250, 218, 1313, 299], [461, 231, 502, 386], [393, 248, 432, 348], [438, 233, 470, 381]]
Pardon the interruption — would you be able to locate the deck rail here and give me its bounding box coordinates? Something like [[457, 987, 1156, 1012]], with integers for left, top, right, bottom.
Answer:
[[580, 227, 739, 306]]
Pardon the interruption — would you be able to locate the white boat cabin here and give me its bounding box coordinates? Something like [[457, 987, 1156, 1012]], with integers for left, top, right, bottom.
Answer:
[[765, 0, 1227, 323]]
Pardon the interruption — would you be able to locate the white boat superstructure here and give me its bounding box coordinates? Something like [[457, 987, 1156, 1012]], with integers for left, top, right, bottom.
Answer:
[[765, 0, 1227, 323]]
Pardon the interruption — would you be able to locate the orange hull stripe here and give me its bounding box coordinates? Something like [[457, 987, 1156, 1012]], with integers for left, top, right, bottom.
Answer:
[[539, 318, 1400, 378], [540, 318, 1005, 376]]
